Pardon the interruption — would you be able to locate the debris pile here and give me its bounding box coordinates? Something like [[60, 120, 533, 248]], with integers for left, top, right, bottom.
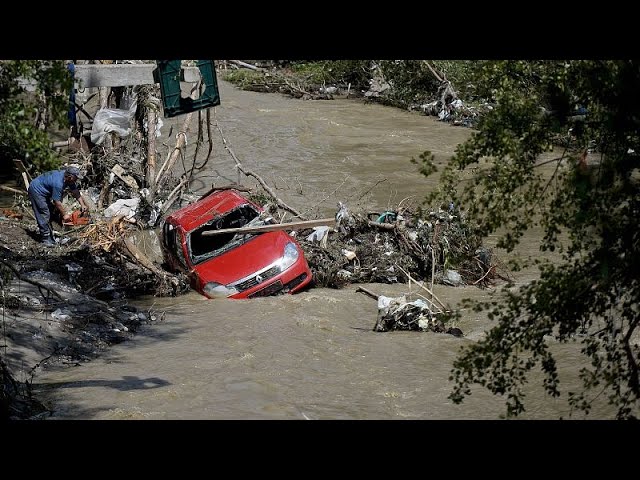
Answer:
[[374, 295, 463, 336], [297, 200, 510, 290]]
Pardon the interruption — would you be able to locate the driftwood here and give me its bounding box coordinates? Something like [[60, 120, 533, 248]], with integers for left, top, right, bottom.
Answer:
[[13, 160, 32, 190], [122, 237, 169, 279], [355, 286, 380, 301], [146, 108, 157, 188], [153, 111, 195, 197], [158, 175, 190, 218], [98, 86, 113, 150], [367, 220, 396, 230], [422, 61, 459, 113], [0, 185, 27, 196], [202, 218, 335, 237], [153, 81, 202, 199], [229, 60, 265, 72], [394, 264, 449, 312]]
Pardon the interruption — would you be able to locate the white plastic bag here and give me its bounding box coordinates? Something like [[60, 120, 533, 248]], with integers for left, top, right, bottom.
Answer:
[[91, 96, 137, 145]]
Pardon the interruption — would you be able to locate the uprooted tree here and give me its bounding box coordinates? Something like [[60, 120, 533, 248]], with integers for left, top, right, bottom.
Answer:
[[418, 60, 640, 419]]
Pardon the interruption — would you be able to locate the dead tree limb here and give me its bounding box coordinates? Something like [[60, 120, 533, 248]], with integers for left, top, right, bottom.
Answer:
[[423, 61, 458, 107], [367, 220, 396, 230], [424, 61, 443, 82], [214, 116, 307, 220], [146, 108, 157, 188], [395, 264, 450, 312], [122, 237, 168, 278], [153, 111, 195, 196], [355, 286, 380, 301], [282, 78, 314, 98], [0, 186, 26, 196], [229, 60, 265, 72], [153, 81, 202, 198], [158, 175, 190, 218]]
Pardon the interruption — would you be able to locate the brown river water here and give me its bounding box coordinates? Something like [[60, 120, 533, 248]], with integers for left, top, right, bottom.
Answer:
[[32, 79, 616, 420]]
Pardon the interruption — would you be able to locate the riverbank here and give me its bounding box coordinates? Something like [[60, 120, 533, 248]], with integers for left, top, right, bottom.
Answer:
[[0, 213, 163, 420]]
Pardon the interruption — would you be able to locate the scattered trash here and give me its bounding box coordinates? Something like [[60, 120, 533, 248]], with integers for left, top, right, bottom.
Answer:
[[90, 95, 137, 145], [442, 269, 463, 287], [104, 198, 140, 220], [51, 308, 72, 321], [355, 285, 462, 336]]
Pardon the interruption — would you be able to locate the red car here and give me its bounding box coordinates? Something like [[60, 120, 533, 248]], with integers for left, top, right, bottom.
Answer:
[[161, 189, 313, 299]]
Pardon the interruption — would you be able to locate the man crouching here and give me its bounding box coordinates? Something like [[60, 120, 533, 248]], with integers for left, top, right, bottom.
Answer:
[[27, 165, 89, 247]]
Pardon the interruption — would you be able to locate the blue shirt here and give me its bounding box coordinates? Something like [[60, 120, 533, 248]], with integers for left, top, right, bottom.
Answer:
[[29, 170, 78, 202]]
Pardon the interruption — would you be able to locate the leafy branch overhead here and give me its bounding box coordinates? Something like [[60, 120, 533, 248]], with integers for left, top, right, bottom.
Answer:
[[424, 60, 640, 419]]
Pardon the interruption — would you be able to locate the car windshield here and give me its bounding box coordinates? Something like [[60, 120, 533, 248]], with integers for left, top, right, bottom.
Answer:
[[188, 204, 264, 265]]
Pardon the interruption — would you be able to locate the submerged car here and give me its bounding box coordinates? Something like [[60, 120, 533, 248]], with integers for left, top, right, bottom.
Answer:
[[161, 189, 313, 299]]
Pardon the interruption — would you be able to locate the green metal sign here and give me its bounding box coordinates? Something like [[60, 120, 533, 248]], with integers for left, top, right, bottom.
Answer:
[[155, 60, 220, 118]]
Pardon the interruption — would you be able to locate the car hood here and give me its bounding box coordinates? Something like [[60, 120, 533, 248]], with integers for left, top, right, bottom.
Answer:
[[191, 231, 297, 285]]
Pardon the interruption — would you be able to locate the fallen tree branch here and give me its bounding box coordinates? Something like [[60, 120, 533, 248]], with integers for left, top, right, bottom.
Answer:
[[367, 220, 396, 230], [355, 286, 380, 301], [301, 175, 350, 218], [214, 115, 307, 220], [158, 175, 190, 218], [424, 61, 443, 82], [0, 185, 27, 196], [122, 237, 168, 278], [153, 111, 195, 196], [394, 263, 450, 312], [202, 218, 335, 237], [229, 60, 265, 72]]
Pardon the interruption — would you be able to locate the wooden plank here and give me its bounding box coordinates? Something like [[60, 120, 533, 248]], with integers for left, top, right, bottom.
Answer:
[[202, 218, 336, 236], [111, 164, 139, 191], [13, 159, 32, 190], [0, 185, 27, 196], [74, 64, 202, 88]]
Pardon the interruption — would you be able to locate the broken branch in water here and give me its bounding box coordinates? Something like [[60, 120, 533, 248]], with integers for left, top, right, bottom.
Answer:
[[214, 117, 307, 220], [394, 263, 450, 312], [355, 286, 380, 301]]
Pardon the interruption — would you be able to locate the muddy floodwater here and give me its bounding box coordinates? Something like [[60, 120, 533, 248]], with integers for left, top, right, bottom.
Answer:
[[33, 80, 615, 420]]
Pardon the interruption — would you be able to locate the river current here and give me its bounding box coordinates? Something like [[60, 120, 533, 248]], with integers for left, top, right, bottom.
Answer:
[[32, 79, 614, 420]]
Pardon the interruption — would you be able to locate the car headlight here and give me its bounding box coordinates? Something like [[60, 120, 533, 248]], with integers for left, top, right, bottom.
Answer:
[[278, 242, 299, 271], [203, 282, 239, 298]]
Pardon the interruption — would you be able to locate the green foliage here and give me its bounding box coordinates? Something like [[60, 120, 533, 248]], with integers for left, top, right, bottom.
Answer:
[[431, 60, 479, 99], [223, 61, 374, 94], [424, 60, 640, 419], [290, 60, 372, 88], [375, 60, 441, 107], [410, 150, 438, 177], [221, 69, 266, 89], [373, 60, 478, 108], [0, 60, 72, 177]]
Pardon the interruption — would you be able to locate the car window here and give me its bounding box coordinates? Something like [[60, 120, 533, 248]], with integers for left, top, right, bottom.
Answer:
[[188, 204, 261, 264]]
